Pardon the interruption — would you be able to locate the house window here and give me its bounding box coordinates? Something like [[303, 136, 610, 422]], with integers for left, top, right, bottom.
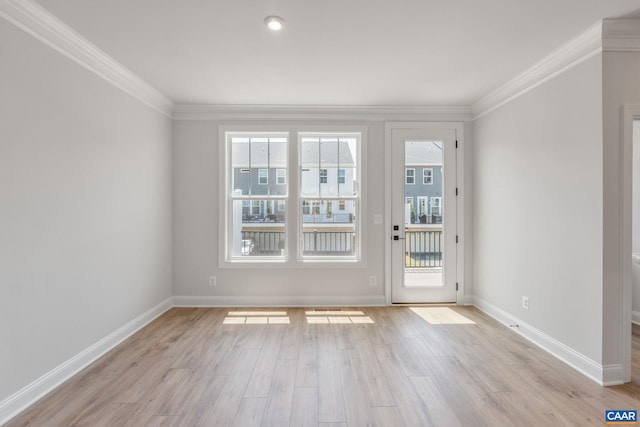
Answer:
[[258, 169, 268, 185], [320, 168, 328, 184], [430, 197, 442, 216], [300, 133, 360, 259], [226, 132, 287, 260], [423, 168, 433, 185], [302, 200, 310, 215], [406, 168, 415, 185], [251, 200, 261, 215], [276, 169, 286, 185]]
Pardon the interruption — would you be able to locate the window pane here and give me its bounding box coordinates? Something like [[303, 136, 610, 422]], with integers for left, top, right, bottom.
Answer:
[[301, 137, 357, 198], [227, 132, 288, 261], [231, 136, 287, 196], [301, 199, 356, 257], [338, 167, 356, 196], [230, 199, 286, 257]]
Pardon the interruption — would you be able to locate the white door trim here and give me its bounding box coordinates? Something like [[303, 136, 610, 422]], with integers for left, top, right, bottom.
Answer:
[[384, 122, 465, 305], [621, 105, 640, 383]]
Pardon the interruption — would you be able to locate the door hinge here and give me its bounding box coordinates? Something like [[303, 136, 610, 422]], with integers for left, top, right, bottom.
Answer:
[[455, 140, 458, 148], [456, 235, 459, 243], [456, 282, 459, 291], [455, 187, 458, 196]]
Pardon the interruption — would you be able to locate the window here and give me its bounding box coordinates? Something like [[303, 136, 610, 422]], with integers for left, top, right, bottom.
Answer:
[[423, 168, 433, 185], [430, 197, 442, 216], [406, 168, 415, 185], [320, 168, 328, 184], [276, 169, 286, 185], [258, 169, 268, 185], [226, 132, 287, 260], [224, 129, 362, 263], [300, 133, 360, 259], [251, 200, 261, 215]]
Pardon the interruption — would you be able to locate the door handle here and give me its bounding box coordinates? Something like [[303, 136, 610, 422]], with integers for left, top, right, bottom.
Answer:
[[393, 235, 405, 240]]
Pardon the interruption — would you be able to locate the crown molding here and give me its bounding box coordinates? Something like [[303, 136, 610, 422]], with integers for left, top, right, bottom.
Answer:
[[0, 0, 174, 117], [173, 104, 474, 121], [602, 18, 640, 52], [472, 20, 603, 120]]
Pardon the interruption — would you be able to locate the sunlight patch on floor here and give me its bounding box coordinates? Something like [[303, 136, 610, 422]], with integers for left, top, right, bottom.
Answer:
[[305, 309, 374, 324], [223, 310, 290, 324], [409, 307, 475, 325]]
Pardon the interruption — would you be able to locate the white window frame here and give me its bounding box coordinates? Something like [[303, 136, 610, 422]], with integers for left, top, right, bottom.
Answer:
[[258, 168, 268, 185], [423, 168, 433, 185], [430, 197, 442, 216], [406, 168, 415, 185], [276, 168, 286, 185], [221, 130, 288, 264], [299, 131, 363, 262], [319, 168, 328, 184], [219, 125, 366, 267], [338, 168, 346, 184]]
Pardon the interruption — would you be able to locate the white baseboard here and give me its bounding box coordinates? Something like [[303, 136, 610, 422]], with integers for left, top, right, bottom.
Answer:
[[173, 295, 386, 307], [458, 294, 475, 305], [602, 364, 625, 386], [472, 296, 609, 385], [632, 310, 640, 325], [0, 297, 173, 426]]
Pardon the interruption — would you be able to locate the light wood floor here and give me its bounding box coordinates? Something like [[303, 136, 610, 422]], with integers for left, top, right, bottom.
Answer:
[[7, 306, 640, 426]]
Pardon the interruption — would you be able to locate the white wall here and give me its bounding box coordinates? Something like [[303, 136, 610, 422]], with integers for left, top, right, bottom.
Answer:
[[633, 121, 640, 319], [602, 50, 640, 367], [473, 55, 604, 363], [173, 120, 387, 303], [0, 18, 173, 403]]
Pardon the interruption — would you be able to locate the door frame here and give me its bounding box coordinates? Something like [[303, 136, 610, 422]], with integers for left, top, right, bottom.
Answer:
[[384, 122, 466, 305]]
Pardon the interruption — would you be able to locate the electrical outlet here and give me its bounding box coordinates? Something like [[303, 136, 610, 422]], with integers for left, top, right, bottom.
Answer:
[[209, 276, 217, 287], [522, 296, 529, 310], [369, 275, 377, 286]]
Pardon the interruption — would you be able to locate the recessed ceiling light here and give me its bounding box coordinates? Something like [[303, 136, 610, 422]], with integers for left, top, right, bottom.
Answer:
[[264, 16, 285, 31]]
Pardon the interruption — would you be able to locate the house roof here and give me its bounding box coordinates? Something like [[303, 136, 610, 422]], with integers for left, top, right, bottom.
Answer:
[[405, 141, 443, 165], [301, 139, 356, 167]]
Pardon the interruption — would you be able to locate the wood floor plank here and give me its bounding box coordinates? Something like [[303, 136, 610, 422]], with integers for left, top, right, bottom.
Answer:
[[7, 306, 640, 427], [260, 358, 297, 427], [244, 327, 285, 398], [317, 349, 346, 424], [231, 398, 267, 427], [197, 347, 261, 426], [289, 386, 319, 427], [295, 350, 318, 387]]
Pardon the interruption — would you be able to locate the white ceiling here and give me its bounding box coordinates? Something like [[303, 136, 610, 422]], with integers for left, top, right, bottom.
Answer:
[[33, 0, 640, 106]]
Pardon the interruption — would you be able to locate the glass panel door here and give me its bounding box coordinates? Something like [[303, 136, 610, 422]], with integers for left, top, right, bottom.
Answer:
[[391, 128, 457, 303]]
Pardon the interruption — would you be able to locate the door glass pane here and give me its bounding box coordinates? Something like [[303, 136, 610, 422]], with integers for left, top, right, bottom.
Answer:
[[404, 140, 443, 287]]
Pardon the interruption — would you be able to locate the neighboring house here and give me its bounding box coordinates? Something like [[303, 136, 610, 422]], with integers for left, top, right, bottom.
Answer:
[[232, 139, 357, 224], [404, 141, 444, 225]]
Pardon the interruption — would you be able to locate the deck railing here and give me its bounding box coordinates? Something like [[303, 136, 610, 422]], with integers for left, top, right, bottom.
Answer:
[[405, 230, 442, 268], [241, 230, 355, 256]]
